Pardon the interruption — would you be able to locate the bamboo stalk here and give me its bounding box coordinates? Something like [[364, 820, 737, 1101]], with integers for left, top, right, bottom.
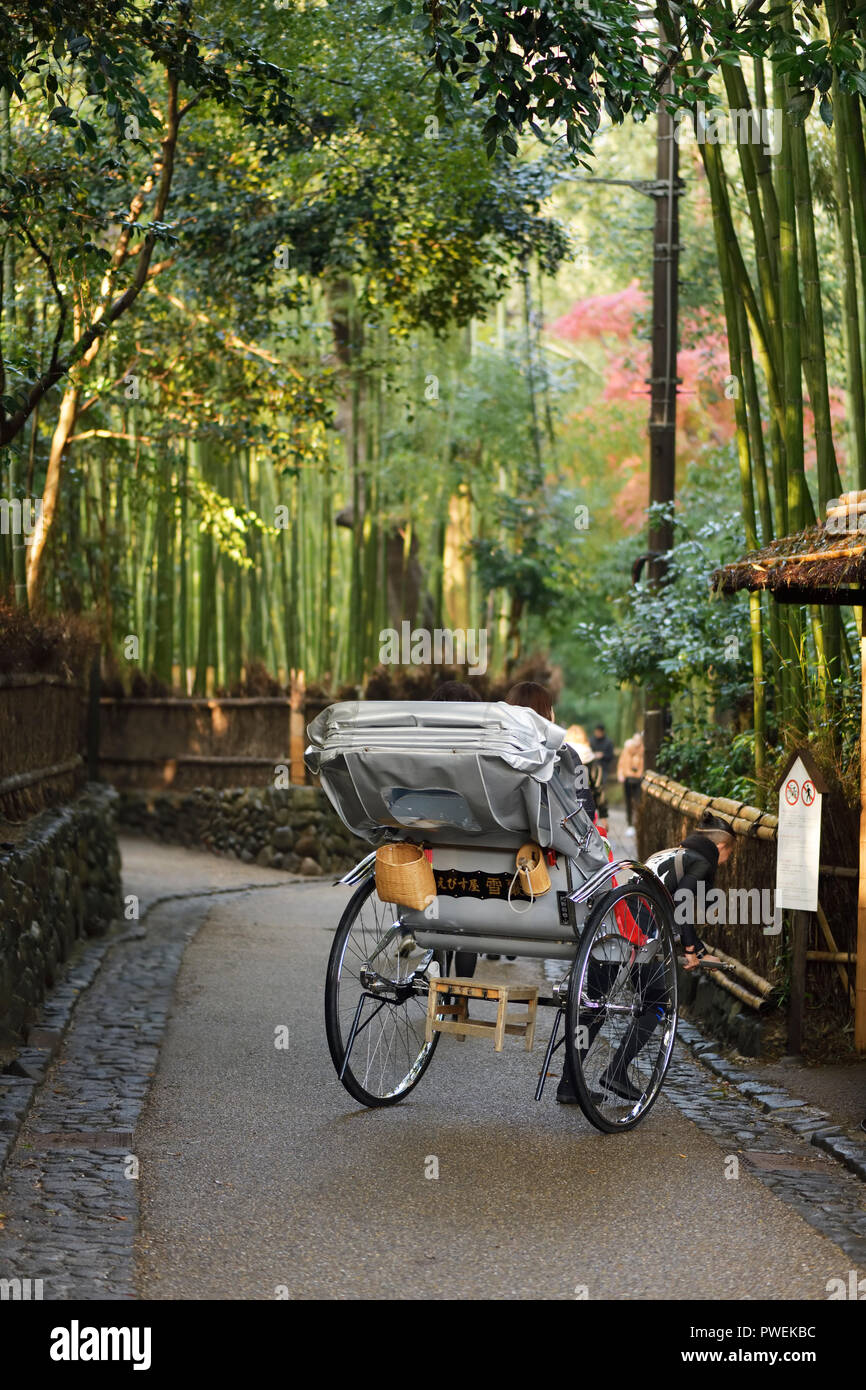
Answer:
[[179, 440, 188, 691], [752, 56, 780, 287], [816, 902, 856, 1009], [0, 757, 82, 795], [790, 116, 842, 506], [737, 297, 773, 547], [697, 964, 768, 1011], [723, 63, 783, 374], [775, 43, 806, 531], [152, 442, 174, 685], [0, 672, 81, 689], [828, 0, 866, 488], [844, 91, 866, 391], [192, 441, 214, 697], [701, 943, 775, 998], [807, 950, 857, 963]]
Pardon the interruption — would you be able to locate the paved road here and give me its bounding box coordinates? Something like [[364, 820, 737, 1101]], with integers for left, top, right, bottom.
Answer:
[[135, 870, 864, 1301]]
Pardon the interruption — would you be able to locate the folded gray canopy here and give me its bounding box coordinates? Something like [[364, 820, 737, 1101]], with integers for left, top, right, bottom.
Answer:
[[304, 700, 608, 866]]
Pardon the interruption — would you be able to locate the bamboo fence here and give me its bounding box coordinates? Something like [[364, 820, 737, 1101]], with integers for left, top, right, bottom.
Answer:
[[638, 770, 857, 1020], [0, 674, 86, 821]]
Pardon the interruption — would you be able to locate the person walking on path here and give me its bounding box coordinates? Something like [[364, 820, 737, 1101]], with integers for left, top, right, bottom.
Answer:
[[617, 731, 644, 833], [590, 723, 615, 785], [564, 723, 606, 828]]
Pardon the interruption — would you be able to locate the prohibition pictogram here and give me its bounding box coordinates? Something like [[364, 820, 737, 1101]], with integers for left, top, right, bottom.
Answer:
[[784, 778, 800, 806], [801, 779, 816, 806]]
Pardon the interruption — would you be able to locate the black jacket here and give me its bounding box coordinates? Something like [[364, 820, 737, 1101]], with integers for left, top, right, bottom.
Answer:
[[589, 733, 615, 771], [648, 833, 720, 952]]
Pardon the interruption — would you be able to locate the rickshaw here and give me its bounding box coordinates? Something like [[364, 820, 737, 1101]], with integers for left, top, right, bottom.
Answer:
[[305, 700, 679, 1134]]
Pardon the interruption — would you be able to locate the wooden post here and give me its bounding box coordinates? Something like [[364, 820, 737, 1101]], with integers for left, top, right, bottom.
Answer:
[[86, 652, 101, 783], [289, 670, 305, 786], [857, 634, 866, 1050], [787, 910, 809, 1055]]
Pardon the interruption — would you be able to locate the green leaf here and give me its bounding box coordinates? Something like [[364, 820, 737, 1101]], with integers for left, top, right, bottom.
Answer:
[[819, 93, 833, 127], [786, 88, 814, 126]]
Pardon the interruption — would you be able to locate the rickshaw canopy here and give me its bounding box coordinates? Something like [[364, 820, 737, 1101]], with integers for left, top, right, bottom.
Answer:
[[304, 700, 605, 863]]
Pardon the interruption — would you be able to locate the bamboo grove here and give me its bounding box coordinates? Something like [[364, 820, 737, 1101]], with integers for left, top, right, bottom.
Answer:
[[4, 2, 866, 784], [0, 1, 577, 693], [427, 0, 866, 782]]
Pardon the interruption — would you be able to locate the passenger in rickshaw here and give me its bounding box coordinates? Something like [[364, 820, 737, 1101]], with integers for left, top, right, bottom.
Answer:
[[499, 683, 599, 968], [430, 680, 482, 703], [432, 678, 606, 1081], [506, 683, 598, 825], [564, 722, 608, 828], [504, 685, 617, 1110]]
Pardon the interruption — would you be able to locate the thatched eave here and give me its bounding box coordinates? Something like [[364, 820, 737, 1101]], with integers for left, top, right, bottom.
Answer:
[[711, 522, 866, 600]]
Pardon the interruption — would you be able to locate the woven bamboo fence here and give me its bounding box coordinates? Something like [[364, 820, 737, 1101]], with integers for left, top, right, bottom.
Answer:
[[637, 770, 857, 1022], [98, 696, 308, 789], [0, 674, 86, 822]]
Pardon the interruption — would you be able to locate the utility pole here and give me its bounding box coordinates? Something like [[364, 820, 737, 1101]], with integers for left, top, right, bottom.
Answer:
[[643, 66, 681, 773]]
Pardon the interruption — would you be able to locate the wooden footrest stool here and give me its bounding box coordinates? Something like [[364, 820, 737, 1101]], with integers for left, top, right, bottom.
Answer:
[[425, 977, 538, 1052]]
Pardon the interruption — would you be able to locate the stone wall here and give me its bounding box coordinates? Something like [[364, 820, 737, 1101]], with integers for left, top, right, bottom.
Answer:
[[0, 784, 122, 1049], [116, 785, 367, 875], [676, 964, 764, 1058]]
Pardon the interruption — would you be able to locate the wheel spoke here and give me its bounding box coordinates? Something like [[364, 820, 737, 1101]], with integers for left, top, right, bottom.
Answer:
[[326, 878, 440, 1105], [568, 886, 677, 1132]]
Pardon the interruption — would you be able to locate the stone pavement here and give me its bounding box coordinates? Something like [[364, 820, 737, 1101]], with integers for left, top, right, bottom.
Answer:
[[601, 804, 866, 1185], [0, 839, 301, 1299]]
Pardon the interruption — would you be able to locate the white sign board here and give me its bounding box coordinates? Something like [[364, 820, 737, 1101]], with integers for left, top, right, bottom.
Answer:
[[775, 755, 822, 911]]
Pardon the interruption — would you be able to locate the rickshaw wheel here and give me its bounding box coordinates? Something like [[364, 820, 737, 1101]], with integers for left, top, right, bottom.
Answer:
[[325, 877, 446, 1107], [565, 881, 677, 1134]]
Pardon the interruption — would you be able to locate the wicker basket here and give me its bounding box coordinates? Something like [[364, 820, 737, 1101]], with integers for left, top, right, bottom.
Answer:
[[375, 843, 437, 910]]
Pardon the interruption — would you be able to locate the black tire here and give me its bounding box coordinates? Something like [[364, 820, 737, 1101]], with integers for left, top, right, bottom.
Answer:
[[325, 877, 445, 1107], [565, 881, 677, 1133]]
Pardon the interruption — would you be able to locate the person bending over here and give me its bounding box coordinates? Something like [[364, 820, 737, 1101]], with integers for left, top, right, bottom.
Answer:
[[558, 812, 735, 1105], [645, 813, 735, 970]]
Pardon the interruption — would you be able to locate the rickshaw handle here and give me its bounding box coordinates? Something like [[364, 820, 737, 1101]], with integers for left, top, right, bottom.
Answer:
[[568, 858, 676, 916], [337, 849, 378, 885]]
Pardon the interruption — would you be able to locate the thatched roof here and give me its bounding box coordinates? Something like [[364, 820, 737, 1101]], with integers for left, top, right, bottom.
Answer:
[[711, 522, 866, 604]]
